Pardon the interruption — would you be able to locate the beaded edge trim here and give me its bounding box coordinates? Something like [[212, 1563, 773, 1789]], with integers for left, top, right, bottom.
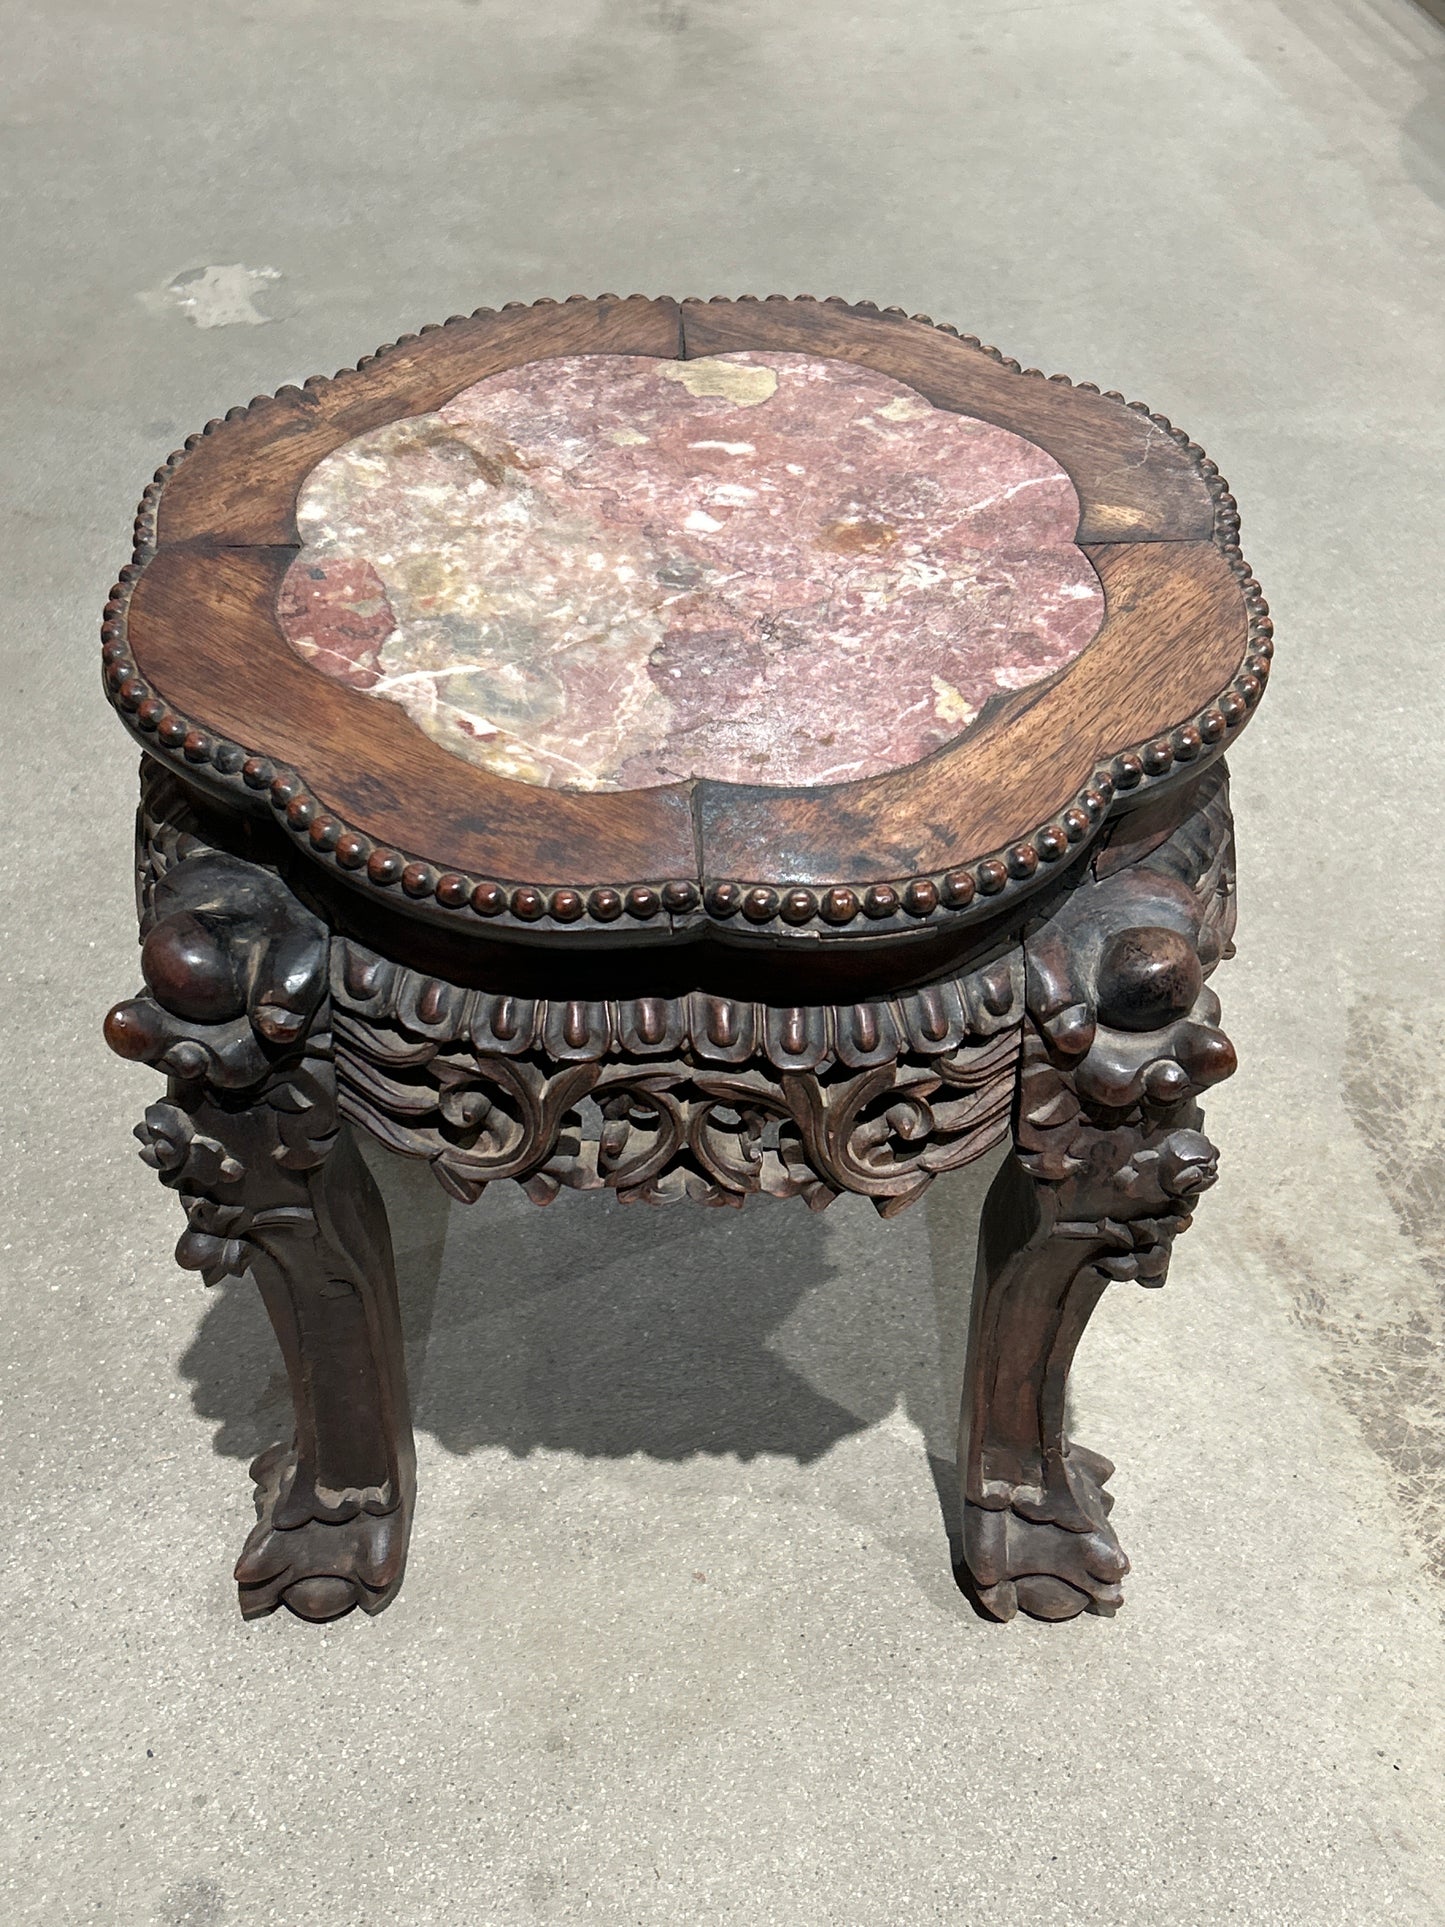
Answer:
[[100, 295, 1272, 940]]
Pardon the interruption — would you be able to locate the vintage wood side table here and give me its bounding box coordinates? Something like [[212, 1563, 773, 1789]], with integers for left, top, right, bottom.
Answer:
[[101, 296, 1268, 1625]]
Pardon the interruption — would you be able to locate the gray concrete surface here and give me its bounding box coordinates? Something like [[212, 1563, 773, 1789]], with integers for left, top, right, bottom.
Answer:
[[3, 0, 1445, 1920]]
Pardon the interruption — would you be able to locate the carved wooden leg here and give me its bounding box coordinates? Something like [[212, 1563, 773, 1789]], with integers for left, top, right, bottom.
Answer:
[[959, 766, 1238, 1622], [231, 1122, 413, 1622], [961, 1106, 1221, 1620], [105, 803, 414, 1621]]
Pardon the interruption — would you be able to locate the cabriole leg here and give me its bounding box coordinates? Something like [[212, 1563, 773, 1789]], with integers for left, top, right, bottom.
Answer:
[[959, 766, 1238, 1622], [105, 787, 414, 1621]]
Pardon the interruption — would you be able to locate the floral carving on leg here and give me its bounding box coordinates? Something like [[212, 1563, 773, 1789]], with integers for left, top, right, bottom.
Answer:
[[105, 786, 414, 1621], [961, 765, 1238, 1622]]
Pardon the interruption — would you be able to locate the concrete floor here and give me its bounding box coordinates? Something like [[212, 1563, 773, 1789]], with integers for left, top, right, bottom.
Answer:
[[3, 0, 1445, 1919]]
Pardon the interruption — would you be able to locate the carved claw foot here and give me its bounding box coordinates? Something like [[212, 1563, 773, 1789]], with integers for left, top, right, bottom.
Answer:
[[107, 800, 417, 1624], [964, 1443, 1128, 1622], [958, 768, 1239, 1623], [234, 1444, 412, 1622]]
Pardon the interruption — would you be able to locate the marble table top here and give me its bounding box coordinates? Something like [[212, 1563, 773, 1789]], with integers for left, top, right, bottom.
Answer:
[[276, 350, 1103, 792]]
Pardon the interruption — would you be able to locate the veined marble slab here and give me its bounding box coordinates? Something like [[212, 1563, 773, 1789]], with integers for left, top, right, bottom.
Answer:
[[277, 351, 1103, 791]]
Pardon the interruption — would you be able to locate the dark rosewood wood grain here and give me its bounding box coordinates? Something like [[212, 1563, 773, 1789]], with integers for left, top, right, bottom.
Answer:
[[104, 783, 415, 1620], [696, 540, 1246, 885], [124, 543, 698, 885], [960, 764, 1236, 1619], [103, 295, 1268, 947], [101, 301, 1262, 1630], [104, 754, 1240, 1626], [122, 537, 1243, 893], [679, 299, 1215, 544], [155, 296, 684, 547], [330, 933, 1023, 1213]]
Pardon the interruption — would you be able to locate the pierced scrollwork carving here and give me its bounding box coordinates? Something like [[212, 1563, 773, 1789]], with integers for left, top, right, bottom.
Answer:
[[329, 939, 1024, 1214], [961, 764, 1238, 1622], [112, 752, 1245, 1631]]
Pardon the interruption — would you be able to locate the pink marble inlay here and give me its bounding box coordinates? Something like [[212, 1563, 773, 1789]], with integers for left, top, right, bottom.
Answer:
[[277, 352, 1104, 791]]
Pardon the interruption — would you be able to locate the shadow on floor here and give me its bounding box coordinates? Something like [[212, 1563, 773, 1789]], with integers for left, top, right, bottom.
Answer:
[[178, 1140, 1006, 1561]]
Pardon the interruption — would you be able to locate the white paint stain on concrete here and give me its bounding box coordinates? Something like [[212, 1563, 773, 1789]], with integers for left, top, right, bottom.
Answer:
[[143, 263, 283, 328]]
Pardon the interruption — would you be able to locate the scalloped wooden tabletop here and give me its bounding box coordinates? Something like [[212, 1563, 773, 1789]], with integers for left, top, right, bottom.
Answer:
[[105, 297, 1269, 943]]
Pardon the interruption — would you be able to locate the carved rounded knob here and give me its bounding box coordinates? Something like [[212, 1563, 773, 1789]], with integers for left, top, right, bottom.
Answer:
[[141, 913, 246, 1023], [1177, 1025, 1238, 1090], [1155, 1128, 1220, 1198], [282, 1576, 361, 1621], [103, 997, 160, 1061], [1094, 927, 1202, 1033], [1013, 1574, 1096, 1620]]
